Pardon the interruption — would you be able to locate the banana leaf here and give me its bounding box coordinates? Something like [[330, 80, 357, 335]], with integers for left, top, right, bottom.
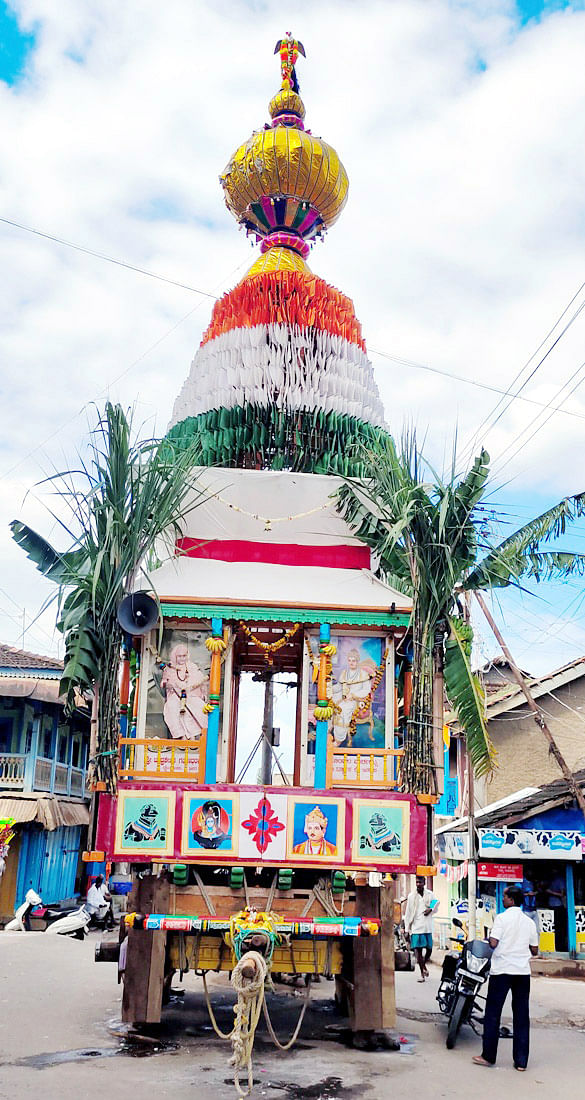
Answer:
[[444, 615, 496, 778]]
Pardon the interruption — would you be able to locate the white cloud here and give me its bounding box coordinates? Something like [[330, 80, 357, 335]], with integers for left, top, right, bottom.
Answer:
[[2, 0, 585, 661]]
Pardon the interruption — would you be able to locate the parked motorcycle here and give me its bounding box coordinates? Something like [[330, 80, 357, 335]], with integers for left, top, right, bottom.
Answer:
[[45, 904, 91, 939], [437, 928, 493, 1049], [4, 888, 42, 931], [4, 890, 90, 939], [29, 899, 84, 932]]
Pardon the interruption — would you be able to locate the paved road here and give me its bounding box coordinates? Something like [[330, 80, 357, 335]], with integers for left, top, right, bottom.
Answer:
[[0, 934, 583, 1099]]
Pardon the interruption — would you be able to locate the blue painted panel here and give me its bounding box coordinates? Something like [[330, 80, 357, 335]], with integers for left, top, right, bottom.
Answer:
[[520, 805, 585, 831], [15, 828, 45, 903], [16, 825, 82, 905]]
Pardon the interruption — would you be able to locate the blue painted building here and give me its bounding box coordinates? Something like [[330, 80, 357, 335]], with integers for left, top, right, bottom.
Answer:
[[0, 643, 90, 922], [437, 770, 585, 959]]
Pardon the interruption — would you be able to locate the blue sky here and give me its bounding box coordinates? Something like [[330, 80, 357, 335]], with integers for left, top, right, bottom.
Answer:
[[0, 2, 35, 84]]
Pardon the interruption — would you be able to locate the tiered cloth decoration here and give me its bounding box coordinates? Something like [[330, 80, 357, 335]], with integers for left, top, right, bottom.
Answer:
[[168, 34, 388, 474]]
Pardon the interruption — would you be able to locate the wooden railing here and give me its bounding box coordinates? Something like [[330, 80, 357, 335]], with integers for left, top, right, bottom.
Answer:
[[0, 752, 26, 787], [119, 735, 206, 782], [326, 744, 404, 789]]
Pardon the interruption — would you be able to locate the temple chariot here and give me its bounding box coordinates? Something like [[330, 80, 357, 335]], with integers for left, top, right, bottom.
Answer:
[[94, 34, 439, 1054]]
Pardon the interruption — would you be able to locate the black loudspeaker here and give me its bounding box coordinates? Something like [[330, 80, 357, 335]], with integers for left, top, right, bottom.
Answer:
[[117, 591, 159, 635]]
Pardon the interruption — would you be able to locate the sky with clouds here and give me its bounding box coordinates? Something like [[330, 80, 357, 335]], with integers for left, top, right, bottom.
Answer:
[[2, 0, 585, 679]]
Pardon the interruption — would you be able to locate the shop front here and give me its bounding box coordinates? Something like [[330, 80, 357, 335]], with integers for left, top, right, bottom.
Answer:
[[435, 774, 585, 959]]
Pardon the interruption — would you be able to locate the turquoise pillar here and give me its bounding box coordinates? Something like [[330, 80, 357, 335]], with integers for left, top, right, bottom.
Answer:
[[566, 864, 577, 956], [23, 711, 41, 790], [204, 617, 223, 784], [314, 623, 330, 790]]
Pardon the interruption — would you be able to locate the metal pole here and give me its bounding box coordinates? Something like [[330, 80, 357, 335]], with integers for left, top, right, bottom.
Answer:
[[260, 673, 274, 785], [467, 748, 477, 940]]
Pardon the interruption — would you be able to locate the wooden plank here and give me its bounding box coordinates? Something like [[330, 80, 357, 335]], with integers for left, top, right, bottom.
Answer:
[[351, 884, 382, 1032], [170, 884, 357, 919], [146, 932, 167, 1022], [122, 927, 151, 1024], [122, 876, 170, 1025], [379, 880, 396, 1028]]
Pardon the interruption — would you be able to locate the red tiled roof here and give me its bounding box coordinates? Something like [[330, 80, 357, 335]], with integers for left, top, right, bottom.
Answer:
[[0, 642, 63, 671]]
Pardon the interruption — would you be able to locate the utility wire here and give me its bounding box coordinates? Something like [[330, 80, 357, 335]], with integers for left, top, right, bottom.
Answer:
[[458, 281, 585, 464], [369, 347, 585, 423], [490, 356, 585, 481], [0, 215, 219, 299]]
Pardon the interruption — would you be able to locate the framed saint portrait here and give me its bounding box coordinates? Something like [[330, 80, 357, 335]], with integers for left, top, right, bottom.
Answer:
[[145, 627, 211, 742], [287, 796, 345, 863], [301, 631, 393, 785]]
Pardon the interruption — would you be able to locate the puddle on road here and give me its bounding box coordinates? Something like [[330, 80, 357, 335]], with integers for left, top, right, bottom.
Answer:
[[241, 1076, 370, 1098], [14, 1037, 179, 1070]]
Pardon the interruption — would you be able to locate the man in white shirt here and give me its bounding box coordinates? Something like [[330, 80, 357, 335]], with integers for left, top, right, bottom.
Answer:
[[473, 884, 539, 1071], [404, 875, 438, 982], [86, 875, 114, 929]]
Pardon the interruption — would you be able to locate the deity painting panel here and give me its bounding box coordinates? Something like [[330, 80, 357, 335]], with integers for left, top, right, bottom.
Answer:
[[305, 634, 389, 773], [115, 790, 175, 858], [182, 795, 239, 858], [145, 628, 211, 744], [287, 796, 344, 863], [351, 799, 410, 866]]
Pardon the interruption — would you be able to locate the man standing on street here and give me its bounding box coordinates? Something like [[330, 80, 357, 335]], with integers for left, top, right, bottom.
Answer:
[[473, 884, 539, 1072], [404, 874, 438, 982]]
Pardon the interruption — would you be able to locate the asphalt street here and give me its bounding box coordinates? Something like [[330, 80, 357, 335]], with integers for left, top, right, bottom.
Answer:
[[0, 933, 583, 1099]]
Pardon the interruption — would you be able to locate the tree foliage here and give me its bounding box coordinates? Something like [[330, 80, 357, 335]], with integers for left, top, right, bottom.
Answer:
[[337, 434, 585, 786], [11, 403, 206, 792]]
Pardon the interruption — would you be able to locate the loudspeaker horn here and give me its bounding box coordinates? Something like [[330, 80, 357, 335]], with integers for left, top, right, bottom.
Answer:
[[117, 591, 159, 636]]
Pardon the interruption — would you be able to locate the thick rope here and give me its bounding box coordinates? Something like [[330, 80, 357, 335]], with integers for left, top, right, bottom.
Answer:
[[201, 949, 312, 1097], [262, 978, 312, 1051], [230, 952, 267, 1097]]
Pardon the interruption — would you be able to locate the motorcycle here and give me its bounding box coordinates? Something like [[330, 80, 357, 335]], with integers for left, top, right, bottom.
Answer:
[[437, 926, 493, 1049], [45, 904, 91, 939], [4, 888, 42, 931], [4, 890, 90, 939]]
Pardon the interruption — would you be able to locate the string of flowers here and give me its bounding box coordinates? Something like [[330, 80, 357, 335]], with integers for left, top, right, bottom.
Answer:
[[304, 636, 339, 720], [240, 621, 301, 665], [348, 646, 389, 739]]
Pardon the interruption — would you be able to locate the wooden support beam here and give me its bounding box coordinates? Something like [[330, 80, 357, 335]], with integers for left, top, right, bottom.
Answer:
[[122, 875, 170, 1026], [350, 882, 395, 1032]]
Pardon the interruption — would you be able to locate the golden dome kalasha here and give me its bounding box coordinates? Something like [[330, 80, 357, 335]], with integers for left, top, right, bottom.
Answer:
[[219, 40, 348, 252], [220, 128, 348, 245]]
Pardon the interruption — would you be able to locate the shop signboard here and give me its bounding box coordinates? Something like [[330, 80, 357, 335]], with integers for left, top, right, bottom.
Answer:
[[436, 832, 470, 860], [477, 861, 523, 881], [478, 828, 584, 861]]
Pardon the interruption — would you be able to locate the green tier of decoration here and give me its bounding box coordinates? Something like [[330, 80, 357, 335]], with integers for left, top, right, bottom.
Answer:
[[166, 404, 390, 476], [160, 603, 410, 628]]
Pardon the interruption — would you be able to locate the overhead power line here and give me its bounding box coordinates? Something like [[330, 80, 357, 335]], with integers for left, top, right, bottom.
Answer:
[[369, 348, 585, 424], [459, 281, 585, 463], [0, 215, 219, 299]]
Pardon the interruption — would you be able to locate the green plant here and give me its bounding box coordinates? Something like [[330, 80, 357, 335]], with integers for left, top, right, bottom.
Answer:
[[11, 403, 206, 792], [337, 434, 585, 788]]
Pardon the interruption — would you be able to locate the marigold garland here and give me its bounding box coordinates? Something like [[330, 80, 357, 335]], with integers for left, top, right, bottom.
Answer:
[[240, 621, 301, 664]]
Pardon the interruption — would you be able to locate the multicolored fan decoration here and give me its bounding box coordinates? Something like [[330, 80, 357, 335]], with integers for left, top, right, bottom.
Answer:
[[168, 36, 388, 473]]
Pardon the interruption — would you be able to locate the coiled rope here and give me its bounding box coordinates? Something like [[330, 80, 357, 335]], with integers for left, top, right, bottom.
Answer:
[[202, 951, 312, 1098]]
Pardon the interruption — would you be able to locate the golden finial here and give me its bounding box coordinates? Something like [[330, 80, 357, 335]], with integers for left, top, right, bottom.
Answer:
[[274, 32, 306, 93]]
